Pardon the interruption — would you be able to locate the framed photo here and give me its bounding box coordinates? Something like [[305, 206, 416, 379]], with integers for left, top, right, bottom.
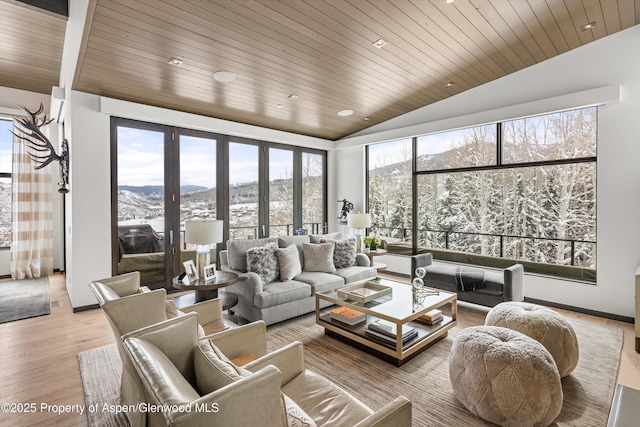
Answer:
[[203, 263, 217, 281], [183, 260, 198, 283]]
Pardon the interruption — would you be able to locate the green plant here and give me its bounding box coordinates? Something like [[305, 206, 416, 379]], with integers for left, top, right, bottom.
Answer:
[[364, 235, 380, 250]]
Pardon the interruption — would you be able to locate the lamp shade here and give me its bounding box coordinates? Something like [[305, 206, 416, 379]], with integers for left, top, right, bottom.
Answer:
[[184, 219, 223, 245], [347, 213, 371, 229]]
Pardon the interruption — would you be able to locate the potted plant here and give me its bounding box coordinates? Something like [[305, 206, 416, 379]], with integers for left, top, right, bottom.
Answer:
[[364, 235, 380, 252]]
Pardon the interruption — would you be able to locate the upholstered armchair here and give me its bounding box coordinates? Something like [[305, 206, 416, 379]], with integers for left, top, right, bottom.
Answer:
[[122, 312, 284, 427], [205, 321, 412, 426], [124, 313, 411, 427], [89, 272, 228, 427]]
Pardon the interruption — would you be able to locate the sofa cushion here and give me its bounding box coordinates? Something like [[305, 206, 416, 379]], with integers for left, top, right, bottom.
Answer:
[[309, 232, 342, 243], [254, 280, 312, 309], [294, 271, 344, 295], [303, 242, 336, 273], [278, 236, 310, 268], [335, 266, 377, 284], [195, 339, 252, 394], [247, 243, 280, 285], [227, 237, 278, 272], [282, 369, 372, 426], [321, 238, 357, 269], [276, 244, 303, 281]]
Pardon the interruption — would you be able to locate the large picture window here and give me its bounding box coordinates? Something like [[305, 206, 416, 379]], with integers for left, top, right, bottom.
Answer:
[[368, 107, 597, 280], [0, 119, 12, 248]]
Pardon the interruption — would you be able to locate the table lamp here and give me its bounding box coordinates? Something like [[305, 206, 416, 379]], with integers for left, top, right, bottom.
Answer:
[[347, 213, 371, 253], [184, 218, 223, 279]]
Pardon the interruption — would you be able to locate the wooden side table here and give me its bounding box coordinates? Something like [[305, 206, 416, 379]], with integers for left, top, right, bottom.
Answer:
[[366, 249, 388, 271], [172, 270, 239, 311]]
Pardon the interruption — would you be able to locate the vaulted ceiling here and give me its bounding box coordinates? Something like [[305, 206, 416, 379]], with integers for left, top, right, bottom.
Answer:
[[2, 0, 639, 140]]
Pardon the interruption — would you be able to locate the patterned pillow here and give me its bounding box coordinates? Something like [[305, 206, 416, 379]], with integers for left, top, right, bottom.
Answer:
[[281, 393, 317, 427], [303, 242, 336, 273], [246, 243, 280, 285], [320, 238, 356, 269]]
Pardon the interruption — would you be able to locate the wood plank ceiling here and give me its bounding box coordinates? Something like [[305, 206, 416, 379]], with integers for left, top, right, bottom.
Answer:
[[2, 1, 639, 140]]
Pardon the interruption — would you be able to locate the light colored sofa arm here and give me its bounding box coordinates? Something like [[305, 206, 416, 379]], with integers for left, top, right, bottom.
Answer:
[[178, 298, 224, 331], [504, 263, 524, 302], [90, 271, 142, 304], [204, 320, 268, 359], [354, 396, 412, 427], [219, 250, 264, 298], [356, 253, 371, 267], [170, 366, 284, 427], [245, 341, 305, 386]]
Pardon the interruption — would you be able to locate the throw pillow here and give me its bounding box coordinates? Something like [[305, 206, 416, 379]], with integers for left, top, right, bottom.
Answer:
[[281, 393, 317, 427], [227, 237, 279, 272], [195, 338, 253, 395], [246, 243, 280, 285], [302, 242, 336, 273], [320, 237, 356, 269], [276, 244, 303, 281]]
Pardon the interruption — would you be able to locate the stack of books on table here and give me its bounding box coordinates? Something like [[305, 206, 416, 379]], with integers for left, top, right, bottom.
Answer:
[[364, 319, 418, 344], [330, 306, 367, 325], [419, 309, 443, 326]]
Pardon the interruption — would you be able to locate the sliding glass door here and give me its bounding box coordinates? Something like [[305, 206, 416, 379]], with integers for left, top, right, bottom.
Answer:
[[112, 118, 327, 288], [113, 121, 170, 288]]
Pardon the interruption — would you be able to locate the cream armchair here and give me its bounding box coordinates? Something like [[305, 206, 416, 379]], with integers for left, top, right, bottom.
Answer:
[[89, 271, 228, 427], [205, 322, 412, 426], [122, 313, 284, 427]]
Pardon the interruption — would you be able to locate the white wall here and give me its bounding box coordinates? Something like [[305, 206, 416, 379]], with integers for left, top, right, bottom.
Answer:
[[0, 86, 63, 277], [327, 146, 367, 234], [336, 25, 640, 318]]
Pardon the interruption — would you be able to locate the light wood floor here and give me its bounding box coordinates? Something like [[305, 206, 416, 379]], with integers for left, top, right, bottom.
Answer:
[[0, 272, 638, 426]]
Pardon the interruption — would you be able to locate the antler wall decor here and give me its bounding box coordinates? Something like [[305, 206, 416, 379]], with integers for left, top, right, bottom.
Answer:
[[12, 103, 69, 193]]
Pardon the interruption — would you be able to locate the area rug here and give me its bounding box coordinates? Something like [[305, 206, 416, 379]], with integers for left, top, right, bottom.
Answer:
[[79, 305, 622, 426], [0, 276, 50, 323], [78, 343, 129, 427]]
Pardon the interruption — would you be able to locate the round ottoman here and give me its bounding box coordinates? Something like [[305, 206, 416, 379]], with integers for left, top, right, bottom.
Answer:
[[485, 302, 579, 377], [449, 326, 562, 427]]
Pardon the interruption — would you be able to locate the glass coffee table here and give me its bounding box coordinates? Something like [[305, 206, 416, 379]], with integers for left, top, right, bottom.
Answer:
[[316, 277, 457, 366]]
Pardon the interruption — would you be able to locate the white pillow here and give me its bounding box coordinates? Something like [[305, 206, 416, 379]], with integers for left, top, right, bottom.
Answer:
[[302, 242, 336, 273], [195, 339, 252, 394], [276, 244, 303, 280]]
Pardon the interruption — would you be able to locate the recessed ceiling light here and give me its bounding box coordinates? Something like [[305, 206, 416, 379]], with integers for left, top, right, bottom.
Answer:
[[372, 38, 387, 48], [581, 22, 596, 31], [446, 0, 455, 3], [167, 57, 183, 67], [338, 109, 354, 117], [364, 117, 370, 121], [445, 81, 455, 87], [288, 94, 299, 100], [213, 71, 236, 83], [276, 104, 283, 108]]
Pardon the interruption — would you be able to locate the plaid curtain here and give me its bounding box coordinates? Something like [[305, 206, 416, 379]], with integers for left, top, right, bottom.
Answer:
[[10, 118, 53, 279]]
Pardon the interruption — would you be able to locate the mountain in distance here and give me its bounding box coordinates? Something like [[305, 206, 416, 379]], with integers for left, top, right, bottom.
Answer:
[[118, 185, 208, 197]]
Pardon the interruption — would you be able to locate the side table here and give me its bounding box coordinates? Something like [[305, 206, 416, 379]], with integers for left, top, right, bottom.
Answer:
[[366, 249, 388, 271], [172, 271, 239, 311]]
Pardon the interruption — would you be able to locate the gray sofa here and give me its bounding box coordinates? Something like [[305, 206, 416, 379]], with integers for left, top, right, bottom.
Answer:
[[220, 234, 377, 325], [411, 253, 524, 307]]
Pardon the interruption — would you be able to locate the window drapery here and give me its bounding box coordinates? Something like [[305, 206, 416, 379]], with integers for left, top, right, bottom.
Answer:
[[10, 118, 53, 279]]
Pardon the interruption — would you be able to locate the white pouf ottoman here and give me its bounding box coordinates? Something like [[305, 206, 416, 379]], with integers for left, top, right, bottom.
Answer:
[[485, 302, 579, 377], [449, 326, 562, 427]]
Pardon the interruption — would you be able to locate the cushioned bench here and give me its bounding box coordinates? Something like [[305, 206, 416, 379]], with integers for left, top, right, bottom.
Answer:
[[411, 253, 524, 307]]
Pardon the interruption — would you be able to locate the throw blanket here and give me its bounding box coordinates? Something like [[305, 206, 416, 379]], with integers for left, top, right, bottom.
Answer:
[[455, 266, 485, 292]]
